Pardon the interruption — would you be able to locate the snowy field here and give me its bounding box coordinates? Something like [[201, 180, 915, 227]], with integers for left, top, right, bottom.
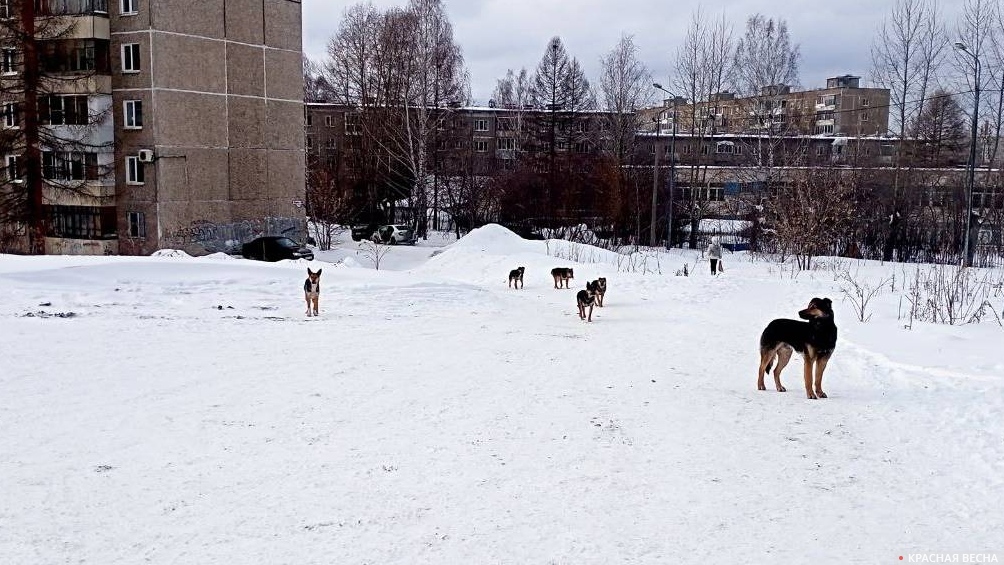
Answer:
[[1, 225, 1002, 564]]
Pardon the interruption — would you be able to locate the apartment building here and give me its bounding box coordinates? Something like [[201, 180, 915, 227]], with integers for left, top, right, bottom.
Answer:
[[113, 0, 305, 255], [646, 75, 891, 138], [1, 0, 304, 255]]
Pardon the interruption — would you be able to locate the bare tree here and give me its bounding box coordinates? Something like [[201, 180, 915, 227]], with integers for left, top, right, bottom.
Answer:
[[870, 0, 947, 261], [1, 0, 115, 254], [598, 34, 651, 244], [673, 9, 736, 248]]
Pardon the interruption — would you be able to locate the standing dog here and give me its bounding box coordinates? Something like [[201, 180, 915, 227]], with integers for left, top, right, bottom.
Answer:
[[591, 277, 607, 306], [304, 268, 322, 316], [551, 267, 574, 289], [576, 282, 597, 321], [757, 297, 837, 399], [508, 266, 525, 289]]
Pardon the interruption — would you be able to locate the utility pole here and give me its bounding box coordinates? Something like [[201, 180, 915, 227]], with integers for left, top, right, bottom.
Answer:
[[954, 42, 980, 267], [650, 113, 660, 246]]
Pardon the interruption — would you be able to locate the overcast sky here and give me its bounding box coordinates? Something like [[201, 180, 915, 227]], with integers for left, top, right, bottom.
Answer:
[[303, 0, 968, 106]]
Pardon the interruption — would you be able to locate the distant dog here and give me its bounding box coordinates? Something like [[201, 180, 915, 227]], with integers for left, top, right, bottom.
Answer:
[[304, 268, 322, 316], [576, 282, 597, 321], [508, 266, 525, 289], [551, 267, 574, 289], [757, 297, 837, 400], [591, 277, 607, 306]]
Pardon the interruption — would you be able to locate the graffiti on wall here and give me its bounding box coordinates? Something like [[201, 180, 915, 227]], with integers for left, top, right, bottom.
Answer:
[[164, 217, 305, 254]]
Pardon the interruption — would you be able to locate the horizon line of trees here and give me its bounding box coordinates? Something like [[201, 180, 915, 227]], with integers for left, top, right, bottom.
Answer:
[[303, 0, 1004, 268]]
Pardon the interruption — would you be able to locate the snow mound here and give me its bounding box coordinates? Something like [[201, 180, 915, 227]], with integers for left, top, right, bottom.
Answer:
[[448, 224, 539, 255], [151, 249, 192, 258], [336, 256, 361, 268], [201, 252, 237, 261]]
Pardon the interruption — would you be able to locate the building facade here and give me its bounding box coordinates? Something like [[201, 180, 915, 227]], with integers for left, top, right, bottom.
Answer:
[[1, 0, 305, 256]]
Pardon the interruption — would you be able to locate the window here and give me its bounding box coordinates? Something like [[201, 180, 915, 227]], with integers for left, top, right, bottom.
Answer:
[[325, 138, 336, 149], [305, 114, 312, 126], [324, 115, 333, 127], [40, 39, 111, 74], [127, 211, 146, 237], [45, 205, 116, 239], [2, 103, 18, 128], [5, 154, 21, 182], [0, 0, 10, 18], [42, 151, 97, 181], [497, 138, 515, 151], [36, 0, 108, 15], [120, 0, 137, 14], [816, 145, 828, 156], [473, 118, 489, 132], [125, 155, 144, 184], [860, 112, 870, 122], [123, 99, 142, 128], [497, 117, 515, 131], [40, 95, 89, 125], [345, 113, 361, 135], [474, 140, 488, 152], [1, 48, 16, 75], [305, 136, 312, 148], [861, 97, 870, 107], [121, 43, 140, 73]]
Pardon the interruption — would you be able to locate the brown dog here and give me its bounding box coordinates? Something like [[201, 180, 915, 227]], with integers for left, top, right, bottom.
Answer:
[[592, 277, 607, 306], [304, 268, 322, 316], [757, 298, 837, 399], [551, 267, 574, 289]]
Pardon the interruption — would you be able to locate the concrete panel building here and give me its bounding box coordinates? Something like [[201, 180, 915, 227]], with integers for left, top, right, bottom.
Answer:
[[112, 0, 305, 255]]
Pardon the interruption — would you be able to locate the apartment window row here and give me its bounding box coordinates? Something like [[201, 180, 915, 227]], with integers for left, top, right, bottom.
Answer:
[[45, 205, 117, 239], [40, 39, 111, 74], [679, 186, 724, 202], [41, 95, 89, 126], [42, 151, 100, 181], [35, 0, 109, 16]]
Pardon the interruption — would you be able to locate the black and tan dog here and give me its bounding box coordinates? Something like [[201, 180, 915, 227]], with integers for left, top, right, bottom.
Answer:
[[576, 282, 597, 321], [551, 267, 574, 289], [508, 266, 525, 289], [757, 297, 837, 399], [591, 277, 607, 306], [304, 268, 322, 317]]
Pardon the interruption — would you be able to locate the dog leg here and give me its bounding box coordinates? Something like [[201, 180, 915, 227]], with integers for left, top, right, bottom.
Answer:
[[803, 357, 816, 399], [814, 356, 829, 398], [313, 296, 319, 317], [305, 294, 311, 316], [587, 304, 593, 322], [773, 346, 792, 392]]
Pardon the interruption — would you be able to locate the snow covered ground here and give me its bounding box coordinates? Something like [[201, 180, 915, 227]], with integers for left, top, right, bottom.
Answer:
[[1, 225, 1002, 564]]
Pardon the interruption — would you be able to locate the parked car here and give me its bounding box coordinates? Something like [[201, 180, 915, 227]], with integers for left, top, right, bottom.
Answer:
[[241, 236, 314, 261], [371, 224, 417, 245], [350, 223, 380, 242]]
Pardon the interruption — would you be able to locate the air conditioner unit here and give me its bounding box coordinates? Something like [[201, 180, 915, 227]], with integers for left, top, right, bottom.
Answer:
[[137, 149, 155, 163]]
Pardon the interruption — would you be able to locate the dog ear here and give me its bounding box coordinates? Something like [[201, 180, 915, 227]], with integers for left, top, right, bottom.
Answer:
[[822, 298, 831, 307], [316, 269, 322, 276], [307, 268, 314, 275]]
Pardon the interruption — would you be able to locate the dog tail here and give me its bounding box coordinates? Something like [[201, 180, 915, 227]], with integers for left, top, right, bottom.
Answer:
[[764, 361, 773, 375]]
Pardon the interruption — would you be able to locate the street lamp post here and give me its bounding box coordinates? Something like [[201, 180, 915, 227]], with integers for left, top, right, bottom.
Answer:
[[654, 83, 679, 249], [955, 41, 980, 267], [650, 113, 661, 247]]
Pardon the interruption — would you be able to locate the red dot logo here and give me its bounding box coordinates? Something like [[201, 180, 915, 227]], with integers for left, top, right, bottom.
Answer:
[[899, 557, 904, 561]]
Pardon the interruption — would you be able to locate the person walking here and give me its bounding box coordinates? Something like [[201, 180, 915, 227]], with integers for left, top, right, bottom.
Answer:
[[706, 236, 724, 275]]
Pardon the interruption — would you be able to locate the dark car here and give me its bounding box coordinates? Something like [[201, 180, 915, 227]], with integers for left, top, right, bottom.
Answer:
[[241, 236, 314, 261], [350, 223, 380, 242]]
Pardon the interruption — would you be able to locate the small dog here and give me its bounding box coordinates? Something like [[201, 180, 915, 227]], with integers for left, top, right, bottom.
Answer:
[[508, 266, 525, 289], [576, 282, 597, 321], [303, 268, 322, 316], [591, 277, 607, 306], [551, 267, 574, 289], [757, 297, 837, 400]]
